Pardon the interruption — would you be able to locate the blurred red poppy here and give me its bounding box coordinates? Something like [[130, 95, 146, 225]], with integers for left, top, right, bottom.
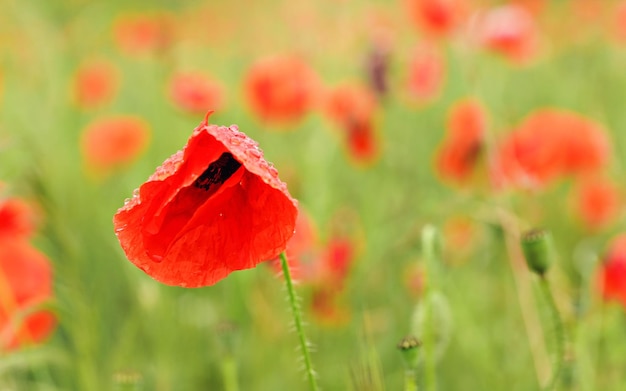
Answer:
[[323, 83, 380, 165], [475, 4, 538, 63], [269, 206, 318, 282], [244, 55, 319, 125], [318, 238, 355, 293], [406, 42, 445, 104], [0, 240, 56, 351], [113, 12, 175, 55], [73, 59, 119, 110], [169, 72, 224, 114], [406, 0, 464, 38], [81, 116, 150, 173], [324, 83, 377, 126], [573, 177, 621, 230], [597, 235, 626, 308], [113, 113, 298, 287], [615, 1, 626, 43], [436, 99, 486, 183], [493, 110, 609, 188], [310, 289, 350, 326], [0, 198, 37, 241]]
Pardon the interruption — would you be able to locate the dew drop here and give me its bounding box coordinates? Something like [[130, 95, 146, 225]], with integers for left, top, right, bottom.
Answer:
[[246, 148, 262, 159]]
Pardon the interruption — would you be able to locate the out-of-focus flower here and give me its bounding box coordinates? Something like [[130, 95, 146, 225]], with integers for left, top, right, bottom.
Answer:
[[73, 60, 119, 110], [510, 0, 545, 16], [406, 0, 464, 38], [113, 12, 175, 56], [442, 215, 483, 264], [614, 1, 626, 43], [406, 42, 445, 104], [269, 206, 319, 282], [0, 198, 37, 241], [317, 238, 355, 293], [244, 55, 320, 126], [493, 110, 609, 189], [324, 83, 377, 126], [573, 177, 621, 230], [169, 72, 224, 114], [597, 234, 626, 308], [323, 83, 381, 166], [0, 240, 56, 351], [404, 263, 427, 299], [435, 98, 486, 183], [80, 116, 150, 173], [473, 4, 539, 63], [113, 113, 298, 287], [310, 289, 350, 326]]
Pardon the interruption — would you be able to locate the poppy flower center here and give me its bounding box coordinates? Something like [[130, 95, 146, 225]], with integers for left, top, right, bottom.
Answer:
[[142, 152, 244, 262], [194, 152, 242, 193]]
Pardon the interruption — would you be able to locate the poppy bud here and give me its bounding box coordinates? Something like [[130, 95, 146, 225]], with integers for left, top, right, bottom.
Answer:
[[397, 335, 421, 369], [521, 228, 553, 275]]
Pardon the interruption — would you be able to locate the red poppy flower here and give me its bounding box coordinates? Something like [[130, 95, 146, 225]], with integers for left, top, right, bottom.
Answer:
[[113, 113, 298, 287], [310, 289, 350, 327], [323, 84, 380, 166], [436, 99, 486, 183], [0, 240, 56, 350], [311, 243, 357, 324], [324, 83, 377, 126], [244, 55, 319, 125], [113, 12, 175, 55], [493, 110, 609, 188], [615, 1, 626, 43], [573, 177, 621, 230], [344, 119, 380, 166], [406, 0, 464, 38], [475, 4, 538, 63], [80, 116, 151, 173], [0, 198, 37, 241], [269, 206, 318, 282], [169, 72, 224, 114], [317, 238, 355, 293], [73, 59, 119, 109], [406, 42, 445, 104], [597, 235, 626, 308]]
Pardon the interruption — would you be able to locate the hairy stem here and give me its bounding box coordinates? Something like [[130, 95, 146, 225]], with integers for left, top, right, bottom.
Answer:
[[279, 252, 319, 391]]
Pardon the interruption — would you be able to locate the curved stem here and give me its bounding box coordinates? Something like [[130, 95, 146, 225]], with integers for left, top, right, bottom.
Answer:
[[538, 276, 565, 391], [279, 252, 319, 391]]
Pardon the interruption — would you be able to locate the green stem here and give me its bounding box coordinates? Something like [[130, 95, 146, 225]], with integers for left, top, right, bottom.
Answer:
[[404, 368, 418, 391], [538, 276, 565, 391], [279, 252, 319, 391], [221, 355, 239, 391], [421, 226, 439, 391]]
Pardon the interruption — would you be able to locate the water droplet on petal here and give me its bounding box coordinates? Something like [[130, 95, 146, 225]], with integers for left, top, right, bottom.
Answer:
[[246, 148, 262, 159]]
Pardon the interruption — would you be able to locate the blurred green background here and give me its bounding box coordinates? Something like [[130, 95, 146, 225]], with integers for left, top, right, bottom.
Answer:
[[1, 0, 625, 390]]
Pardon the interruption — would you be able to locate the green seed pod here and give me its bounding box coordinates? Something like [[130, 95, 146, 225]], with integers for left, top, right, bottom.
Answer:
[[521, 228, 553, 275]]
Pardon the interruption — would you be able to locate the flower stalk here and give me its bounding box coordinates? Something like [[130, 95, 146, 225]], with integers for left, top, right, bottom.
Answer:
[[279, 252, 319, 391], [538, 275, 565, 391], [421, 226, 441, 391], [220, 355, 239, 391]]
